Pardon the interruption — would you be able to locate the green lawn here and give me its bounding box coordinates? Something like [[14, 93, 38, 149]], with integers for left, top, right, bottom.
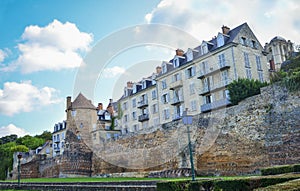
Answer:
[[1, 176, 255, 183]]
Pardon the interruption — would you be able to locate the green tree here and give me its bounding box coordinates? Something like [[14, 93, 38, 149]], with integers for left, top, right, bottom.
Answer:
[[0, 142, 16, 180], [35, 131, 52, 141], [10, 145, 29, 153], [16, 135, 44, 150], [227, 78, 268, 105]]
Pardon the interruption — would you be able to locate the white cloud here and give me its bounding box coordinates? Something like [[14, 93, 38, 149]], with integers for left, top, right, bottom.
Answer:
[[102, 66, 126, 78], [0, 49, 8, 62], [0, 81, 61, 116], [0, 124, 29, 138], [3, 19, 93, 73], [146, 0, 300, 46]]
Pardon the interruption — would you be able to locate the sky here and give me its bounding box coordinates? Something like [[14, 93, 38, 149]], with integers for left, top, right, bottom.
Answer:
[[0, 0, 299, 137]]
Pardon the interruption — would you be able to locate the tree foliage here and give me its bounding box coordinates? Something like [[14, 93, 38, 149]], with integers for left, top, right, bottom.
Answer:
[[227, 78, 268, 105], [16, 135, 45, 150], [272, 54, 300, 91]]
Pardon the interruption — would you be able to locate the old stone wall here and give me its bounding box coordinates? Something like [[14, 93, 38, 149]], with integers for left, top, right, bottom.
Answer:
[[16, 85, 300, 178]]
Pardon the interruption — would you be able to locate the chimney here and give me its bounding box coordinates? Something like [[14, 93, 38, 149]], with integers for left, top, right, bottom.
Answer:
[[222, 25, 230, 35], [156, 66, 162, 74], [66, 96, 72, 120], [127, 81, 133, 88], [175, 49, 184, 56], [97, 103, 103, 110], [107, 99, 114, 115]]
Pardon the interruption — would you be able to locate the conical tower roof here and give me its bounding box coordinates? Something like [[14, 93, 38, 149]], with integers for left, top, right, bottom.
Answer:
[[71, 93, 96, 110]]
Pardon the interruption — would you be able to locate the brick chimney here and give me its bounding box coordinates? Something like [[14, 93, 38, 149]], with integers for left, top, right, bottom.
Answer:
[[97, 103, 103, 110], [107, 99, 114, 115], [66, 96, 72, 120], [222, 25, 230, 35], [156, 66, 162, 74], [176, 49, 184, 56], [127, 81, 133, 88]]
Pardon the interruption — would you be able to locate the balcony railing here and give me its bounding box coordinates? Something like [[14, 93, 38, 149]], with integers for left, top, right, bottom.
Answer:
[[169, 80, 183, 90], [137, 99, 148, 108], [198, 62, 231, 79], [172, 113, 182, 121], [199, 79, 232, 95], [200, 98, 231, 113], [138, 114, 149, 122], [170, 96, 184, 105]]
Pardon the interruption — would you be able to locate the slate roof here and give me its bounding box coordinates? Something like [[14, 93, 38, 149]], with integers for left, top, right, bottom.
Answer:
[[71, 93, 96, 110]]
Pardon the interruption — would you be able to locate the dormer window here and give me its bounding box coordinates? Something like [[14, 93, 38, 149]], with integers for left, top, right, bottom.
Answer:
[[162, 63, 167, 74], [217, 33, 224, 47], [142, 80, 147, 89], [186, 49, 193, 62], [201, 43, 208, 54], [173, 57, 180, 68], [251, 40, 257, 48]]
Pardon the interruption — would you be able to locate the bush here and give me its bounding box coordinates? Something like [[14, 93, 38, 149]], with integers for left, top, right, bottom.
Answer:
[[157, 180, 190, 191], [227, 78, 268, 105], [261, 164, 300, 176]]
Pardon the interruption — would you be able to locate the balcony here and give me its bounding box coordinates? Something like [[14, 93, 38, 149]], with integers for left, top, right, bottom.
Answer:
[[200, 98, 231, 113], [172, 113, 182, 121], [138, 114, 149, 122], [171, 96, 184, 105], [137, 99, 148, 108], [169, 80, 183, 90], [199, 86, 210, 95], [199, 80, 232, 95], [198, 62, 231, 79]]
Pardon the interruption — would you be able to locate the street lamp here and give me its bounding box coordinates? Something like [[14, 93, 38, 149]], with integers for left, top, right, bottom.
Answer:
[[17, 153, 22, 187], [182, 109, 196, 181]]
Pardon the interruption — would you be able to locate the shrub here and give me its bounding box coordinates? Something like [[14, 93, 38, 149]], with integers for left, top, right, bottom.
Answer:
[[261, 164, 300, 176], [227, 78, 268, 105]]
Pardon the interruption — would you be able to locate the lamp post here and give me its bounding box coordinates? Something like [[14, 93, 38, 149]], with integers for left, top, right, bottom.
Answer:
[[182, 109, 196, 181], [17, 153, 22, 187]]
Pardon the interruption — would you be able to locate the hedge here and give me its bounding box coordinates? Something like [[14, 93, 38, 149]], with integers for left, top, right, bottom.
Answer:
[[157, 174, 300, 191], [254, 178, 300, 191], [261, 164, 300, 176]]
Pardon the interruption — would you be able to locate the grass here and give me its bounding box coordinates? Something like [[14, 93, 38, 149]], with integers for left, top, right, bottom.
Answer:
[[0, 176, 256, 183]]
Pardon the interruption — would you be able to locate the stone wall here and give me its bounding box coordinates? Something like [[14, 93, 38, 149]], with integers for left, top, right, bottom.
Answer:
[[16, 85, 300, 177]]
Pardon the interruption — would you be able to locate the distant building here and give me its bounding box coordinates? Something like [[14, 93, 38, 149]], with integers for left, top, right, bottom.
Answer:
[[264, 36, 294, 70]]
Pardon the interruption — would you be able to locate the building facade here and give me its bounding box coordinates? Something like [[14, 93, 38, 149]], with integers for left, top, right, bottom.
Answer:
[[264, 36, 294, 70], [117, 23, 270, 132]]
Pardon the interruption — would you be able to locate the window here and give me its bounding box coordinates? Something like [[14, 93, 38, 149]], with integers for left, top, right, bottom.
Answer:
[[240, 37, 247, 45], [123, 102, 128, 110], [162, 63, 167, 74], [186, 66, 195, 78], [162, 93, 169, 104], [133, 124, 139, 131], [132, 112, 137, 120], [62, 132, 65, 139], [71, 110, 76, 117], [172, 73, 181, 82], [190, 100, 197, 111], [163, 109, 170, 120], [244, 52, 250, 68], [161, 79, 167, 89], [152, 90, 157, 99], [217, 34, 224, 47], [201, 61, 208, 75], [132, 98, 136, 108], [201, 44, 208, 54], [251, 40, 257, 48], [218, 53, 226, 68], [173, 58, 180, 68], [258, 71, 264, 82], [142, 80, 147, 89], [189, 83, 195, 95], [221, 70, 229, 84], [152, 104, 158, 114], [142, 122, 148, 129], [256, 55, 262, 71], [153, 118, 160, 126], [204, 95, 212, 104], [246, 68, 252, 79], [124, 114, 129, 123], [223, 90, 230, 99]]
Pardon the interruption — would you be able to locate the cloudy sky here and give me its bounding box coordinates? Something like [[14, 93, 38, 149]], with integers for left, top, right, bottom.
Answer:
[[0, 0, 299, 137]]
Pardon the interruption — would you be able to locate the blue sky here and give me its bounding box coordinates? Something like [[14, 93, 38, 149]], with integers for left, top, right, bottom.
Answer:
[[0, 0, 299, 137]]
